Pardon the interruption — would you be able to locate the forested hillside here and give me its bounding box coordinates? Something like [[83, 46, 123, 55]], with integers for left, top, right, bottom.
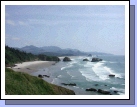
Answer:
[[5, 46, 37, 66], [5, 46, 60, 67]]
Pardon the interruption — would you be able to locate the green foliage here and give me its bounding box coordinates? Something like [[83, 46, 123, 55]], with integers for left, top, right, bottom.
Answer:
[[37, 54, 47, 61], [37, 54, 60, 61], [5, 45, 37, 66], [5, 46, 61, 66], [46, 56, 53, 61], [5, 68, 75, 95]]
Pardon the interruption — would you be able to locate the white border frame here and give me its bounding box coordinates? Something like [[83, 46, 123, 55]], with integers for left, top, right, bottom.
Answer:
[[1, 1, 129, 99]]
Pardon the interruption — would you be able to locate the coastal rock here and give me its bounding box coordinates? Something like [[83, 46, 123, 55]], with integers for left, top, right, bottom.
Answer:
[[11, 64, 17, 68], [13, 64, 17, 67], [95, 84, 99, 86], [61, 83, 76, 86], [113, 90, 118, 93], [91, 58, 102, 62], [26, 68, 31, 70], [63, 57, 71, 61], [38, 74, 43, 78], [88, 54, 92, 56], [86, 88, 97, 91], [97, 89, 111, 95], [109, 74, 115, 77], [83, 59, 89, 61], [43, 75, 50, 78]]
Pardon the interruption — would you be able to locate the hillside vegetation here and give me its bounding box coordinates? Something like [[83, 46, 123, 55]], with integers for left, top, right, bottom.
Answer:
[[5, 46, 60, 67], [5, 46, 37, 66], [5, 68, 75, 95]]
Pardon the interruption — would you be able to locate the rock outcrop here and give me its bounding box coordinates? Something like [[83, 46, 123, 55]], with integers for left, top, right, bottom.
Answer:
[[43, 75, 50, 78], [97, 89, 111, 95], [63, 57, 71, 61], [95, 84, 99, 86], [61, 83, 76, 86], [109, 74, 115, 77], [83, 58, 89, 61], [113, 90, 118, 93], [88, 54, 92, 56], [38, 74, 43, 78], [86, 88, 97, 91], [38, 74, 50, 78], [91, 58, 102, 62]]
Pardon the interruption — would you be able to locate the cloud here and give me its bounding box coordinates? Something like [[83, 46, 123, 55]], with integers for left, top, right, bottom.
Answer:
[[6, 20, 16, 26], [5, 34, 20, 41], [12, 37, 20, 40], [6, 19, 28, 26], [18, 21, 27, 26]]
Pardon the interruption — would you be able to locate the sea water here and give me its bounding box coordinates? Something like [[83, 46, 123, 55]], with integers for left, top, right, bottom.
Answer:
[[32, 55, 125, 95]]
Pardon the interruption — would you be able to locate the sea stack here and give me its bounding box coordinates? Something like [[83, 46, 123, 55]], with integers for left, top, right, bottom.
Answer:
[[91, 58, 102, 62], [86, 88, 97, 91], [88, 54, 92, 56], [97, 89, 111, 95], [38, 74, 43, 78], [109, 74, 115, 77], [61, 83, 76, 86], [83, 58, 89, 61], [63, 57, 71, 61]]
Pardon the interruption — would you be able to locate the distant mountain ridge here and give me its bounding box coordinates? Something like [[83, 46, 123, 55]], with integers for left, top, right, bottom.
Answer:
[[17, 45, 113, 56], [40, 46, 62, 52]]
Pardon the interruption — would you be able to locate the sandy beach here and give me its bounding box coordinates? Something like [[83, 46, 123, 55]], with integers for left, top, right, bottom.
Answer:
[[10, 61, 56, 74]]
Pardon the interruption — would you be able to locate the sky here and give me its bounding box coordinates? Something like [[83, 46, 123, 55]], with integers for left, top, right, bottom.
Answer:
[[5, 5, 125, 55]]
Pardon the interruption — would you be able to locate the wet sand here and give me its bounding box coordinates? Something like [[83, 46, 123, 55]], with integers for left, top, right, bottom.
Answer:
[[10, 61, 56, 74]]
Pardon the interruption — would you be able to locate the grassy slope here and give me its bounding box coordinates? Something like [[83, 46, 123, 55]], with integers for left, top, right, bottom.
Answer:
[[5, 68, 75, 95]]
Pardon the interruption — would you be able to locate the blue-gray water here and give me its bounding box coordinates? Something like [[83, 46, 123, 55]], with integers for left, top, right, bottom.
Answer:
[[32, 55, 125, 95]]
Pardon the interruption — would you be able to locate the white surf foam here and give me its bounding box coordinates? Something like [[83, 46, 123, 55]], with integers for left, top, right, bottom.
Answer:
[[67, 71, 75, 78], [69, 61, 77, 65], [109, 61, 117, 63], [92, 62, 110, 80], [51, 78, 56, 84], [84, 62, 94, 68], [110, 87, 125, 95], [73, 86, 79, 88], [103, 66, 114, 74], [78, 56, 84, 59], [103, 66, 123, 78], [57, 75, 62, 78], [61, 65, 73, 70], [80, 70, 102, 81], [61, 67, 66, 70], [51, 78, 61, 84], [101, 60, 107, 63]]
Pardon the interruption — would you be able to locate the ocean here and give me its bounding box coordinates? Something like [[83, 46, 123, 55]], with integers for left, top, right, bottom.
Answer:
[[31, 55, 125, 95]]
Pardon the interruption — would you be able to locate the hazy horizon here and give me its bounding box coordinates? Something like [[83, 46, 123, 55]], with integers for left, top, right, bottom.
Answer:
[[5, 5, 125, 55]]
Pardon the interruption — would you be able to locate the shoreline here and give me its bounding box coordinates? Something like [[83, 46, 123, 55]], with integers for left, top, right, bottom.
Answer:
[[6, 56, 125, 95], [9, 61, 56, 74], [8, 60, 57, 84]]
